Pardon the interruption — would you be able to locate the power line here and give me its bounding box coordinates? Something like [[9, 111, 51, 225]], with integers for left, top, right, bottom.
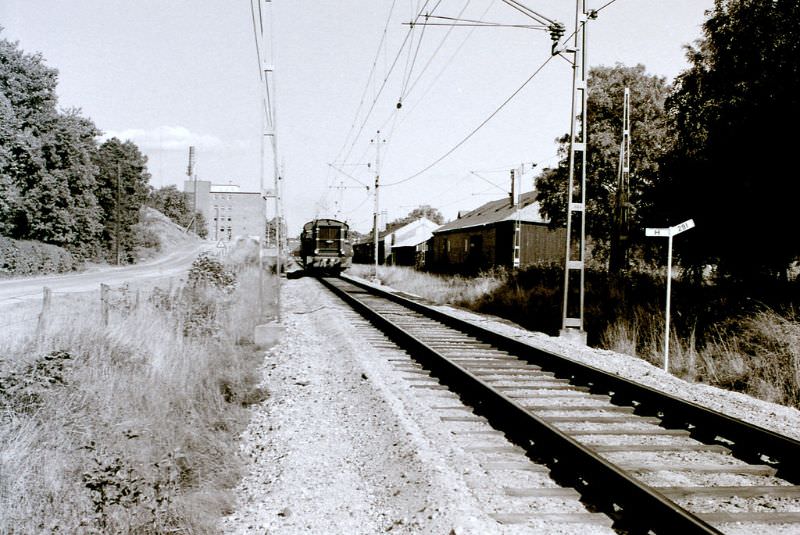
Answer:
[[384, 52, 556, 187]]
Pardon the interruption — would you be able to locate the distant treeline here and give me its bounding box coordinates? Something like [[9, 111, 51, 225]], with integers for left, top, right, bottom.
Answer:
[[0, 33, 203, 265]]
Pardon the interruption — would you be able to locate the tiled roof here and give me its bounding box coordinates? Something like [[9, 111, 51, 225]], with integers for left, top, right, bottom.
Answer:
[[435, 191, 548, 233]]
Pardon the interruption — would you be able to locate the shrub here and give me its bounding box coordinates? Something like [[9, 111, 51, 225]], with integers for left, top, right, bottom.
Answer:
[[0, 237, 77, 276]]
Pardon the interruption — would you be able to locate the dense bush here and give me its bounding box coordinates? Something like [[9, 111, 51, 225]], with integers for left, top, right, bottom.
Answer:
[[0, 236, 77, 276]]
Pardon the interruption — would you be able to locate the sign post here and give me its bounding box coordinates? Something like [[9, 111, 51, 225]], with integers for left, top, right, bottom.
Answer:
[[645, 219, 695, 372]]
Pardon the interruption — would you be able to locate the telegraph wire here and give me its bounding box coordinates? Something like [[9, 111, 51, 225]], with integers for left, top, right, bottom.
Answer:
[[249, 0, 264, 82], [383, 52, 557, 187]]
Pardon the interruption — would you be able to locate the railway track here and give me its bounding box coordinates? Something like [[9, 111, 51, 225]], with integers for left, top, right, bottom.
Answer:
[[319, 274, 800, 534]]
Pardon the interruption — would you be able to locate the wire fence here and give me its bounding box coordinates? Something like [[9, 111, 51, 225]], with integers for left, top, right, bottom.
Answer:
[[0, 280, 181, 344]]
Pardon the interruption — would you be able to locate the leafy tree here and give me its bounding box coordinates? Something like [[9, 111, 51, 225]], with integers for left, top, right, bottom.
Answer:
[[536, 64, 671, 267], [0, 34, 59, 239], [385, 204, 445, 233], [93, 138, 151, 262], [0, 35, 103, 256], [148, 185, 206, 237], [659, 0, 800, 281]]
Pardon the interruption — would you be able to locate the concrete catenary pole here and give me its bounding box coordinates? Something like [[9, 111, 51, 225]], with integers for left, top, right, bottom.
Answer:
[[560, 0, 594, 345], [372, 131, 385, 280]]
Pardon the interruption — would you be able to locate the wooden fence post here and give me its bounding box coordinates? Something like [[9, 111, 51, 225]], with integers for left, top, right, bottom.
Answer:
[[36, 287, 51, 337], [101, 284, 109, 327]]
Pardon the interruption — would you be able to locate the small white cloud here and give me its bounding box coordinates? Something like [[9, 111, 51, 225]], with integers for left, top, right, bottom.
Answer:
[[98, 125, 224, 151]]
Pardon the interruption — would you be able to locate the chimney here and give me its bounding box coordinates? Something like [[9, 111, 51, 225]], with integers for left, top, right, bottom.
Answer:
[[509, 169, 516, 206]]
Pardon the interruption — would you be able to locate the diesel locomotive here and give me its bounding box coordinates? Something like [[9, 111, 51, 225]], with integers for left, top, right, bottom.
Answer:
[[299, 218, 353, 275]]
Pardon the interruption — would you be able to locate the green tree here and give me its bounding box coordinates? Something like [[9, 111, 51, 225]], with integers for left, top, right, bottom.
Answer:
[[385, 204, 445, 233], [0, 35, 103, 256], [0, 34, 59, 239], [536, 64, 671, 267], [659, 0, 800, 281], [148, 184, 206, 237], [93, 138, 151, 262]]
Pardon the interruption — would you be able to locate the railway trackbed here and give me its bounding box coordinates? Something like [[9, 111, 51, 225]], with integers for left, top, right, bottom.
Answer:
[[319, 274, 800, 534]]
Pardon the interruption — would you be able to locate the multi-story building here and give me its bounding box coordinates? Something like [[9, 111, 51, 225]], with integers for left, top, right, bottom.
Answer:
[[184, 180, 263, 241]]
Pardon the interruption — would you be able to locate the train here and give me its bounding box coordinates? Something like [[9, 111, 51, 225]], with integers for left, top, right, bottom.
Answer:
[[298, 218, 353, 275]]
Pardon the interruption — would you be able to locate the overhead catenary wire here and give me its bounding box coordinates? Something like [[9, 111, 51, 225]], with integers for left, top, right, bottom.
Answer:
[[331, 0, 399, 166], [249, 0, 264, 82], [500, 0, 557, 26], [595, 0, 619, 14], [383, 52, 557, 187], [378, 0, 482, 167], [338, 0, 434, 166]]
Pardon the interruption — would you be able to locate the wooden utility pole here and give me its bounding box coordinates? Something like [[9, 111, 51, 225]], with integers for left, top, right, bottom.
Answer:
[[115, 163, 121, 265]]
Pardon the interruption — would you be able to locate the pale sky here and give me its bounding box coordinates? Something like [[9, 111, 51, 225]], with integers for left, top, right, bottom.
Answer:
[[1, 1, 713, 235]]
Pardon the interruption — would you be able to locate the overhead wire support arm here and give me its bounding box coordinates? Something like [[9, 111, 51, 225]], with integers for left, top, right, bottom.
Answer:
[[500, 0, 558, 26], [403, 16, 547, 30], [327, 163, 371, 191]]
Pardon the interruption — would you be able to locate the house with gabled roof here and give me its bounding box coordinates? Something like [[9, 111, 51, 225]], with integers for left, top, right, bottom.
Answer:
[[353, 217, 440, 266], [428, 190, 565, 272]]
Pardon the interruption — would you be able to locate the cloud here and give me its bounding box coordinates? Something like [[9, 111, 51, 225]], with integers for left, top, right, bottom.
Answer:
[[98, 125, 224, 151]]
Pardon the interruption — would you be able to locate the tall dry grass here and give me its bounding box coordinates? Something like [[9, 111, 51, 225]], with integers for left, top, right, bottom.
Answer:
[[348, 264, 506, 306], [352, 263, 800, 409], [602, 307, 800, 407], [0, 256, 271, 533]]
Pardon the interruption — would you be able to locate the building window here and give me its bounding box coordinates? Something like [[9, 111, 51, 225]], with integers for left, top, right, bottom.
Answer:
[[464, 238, 468, 252]]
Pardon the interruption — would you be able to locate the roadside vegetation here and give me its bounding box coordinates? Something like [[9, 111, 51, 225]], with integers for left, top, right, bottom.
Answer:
[[0, 33, 205, 277], [0, 253, 272, 533], [352, 264, 800, 409]]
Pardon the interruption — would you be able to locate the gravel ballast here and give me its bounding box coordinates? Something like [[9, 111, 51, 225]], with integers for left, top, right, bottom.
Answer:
[[224, 275, 800, 534]]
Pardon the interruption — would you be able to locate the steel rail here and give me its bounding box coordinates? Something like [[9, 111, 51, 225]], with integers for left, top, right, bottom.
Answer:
[[320, 276, 724, 534], [339, 273, 800, 483]]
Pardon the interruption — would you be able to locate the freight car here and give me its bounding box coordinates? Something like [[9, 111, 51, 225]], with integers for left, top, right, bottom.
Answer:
[[299, 218, 353, 275]]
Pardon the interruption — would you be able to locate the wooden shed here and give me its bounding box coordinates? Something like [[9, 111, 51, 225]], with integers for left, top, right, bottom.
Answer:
[[428, 191, 565, 273]]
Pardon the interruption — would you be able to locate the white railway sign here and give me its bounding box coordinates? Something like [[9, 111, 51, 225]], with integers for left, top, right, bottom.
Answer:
[[646, 219, 695, 238], [646, 218, 695, 372]]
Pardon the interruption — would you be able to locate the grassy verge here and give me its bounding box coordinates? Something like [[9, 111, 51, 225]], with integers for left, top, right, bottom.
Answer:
[[0, 254, 271, 533], [352, 263, 800, 408], [348, 264, 507, 306]]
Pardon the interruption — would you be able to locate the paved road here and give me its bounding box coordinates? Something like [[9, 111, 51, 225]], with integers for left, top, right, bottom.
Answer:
[[0, 243, 210, 304]]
